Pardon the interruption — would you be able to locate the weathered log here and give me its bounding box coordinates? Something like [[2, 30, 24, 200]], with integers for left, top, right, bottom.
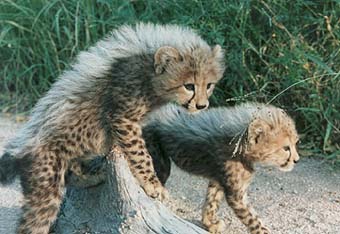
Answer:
[[53, 146, 208, 234]]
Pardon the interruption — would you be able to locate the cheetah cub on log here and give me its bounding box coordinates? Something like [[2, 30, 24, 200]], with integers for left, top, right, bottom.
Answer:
[[0, 23, 225, 234], [143, 103, 300, 234]]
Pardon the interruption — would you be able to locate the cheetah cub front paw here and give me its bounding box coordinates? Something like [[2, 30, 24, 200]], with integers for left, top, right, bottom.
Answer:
[[207, 220, 225, 234], [250, 226, 271, 234], [143, 181, 169, 201]]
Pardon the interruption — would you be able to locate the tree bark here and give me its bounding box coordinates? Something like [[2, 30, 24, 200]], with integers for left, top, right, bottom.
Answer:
[[53, 146, 208, 234]]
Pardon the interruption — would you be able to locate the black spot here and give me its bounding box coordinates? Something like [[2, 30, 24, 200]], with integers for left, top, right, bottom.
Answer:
[[60, 145, 69, 154], [83, 115, 91, 122], [130, 139, 138, 145], [56, 158, 62, 170], [123, 143, 132, 148], [67, 140, 76, 147], [135, 165, 144, 170], [248, 219, 254, 225], [38, 176, 46, 183], [148, 175, 156, 182], [250, 224, 260, 231], [130, 160, 137, 165], [115, 119, 124, 125], [117, 129, 129, 136]]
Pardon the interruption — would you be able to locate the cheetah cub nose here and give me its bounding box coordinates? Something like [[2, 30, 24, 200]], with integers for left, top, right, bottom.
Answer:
[[196, 104, 207, 110], [293, 159, 299, 163]]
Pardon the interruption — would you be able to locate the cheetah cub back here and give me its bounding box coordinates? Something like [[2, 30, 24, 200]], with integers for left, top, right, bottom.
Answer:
[[143, 103, 300, 234]]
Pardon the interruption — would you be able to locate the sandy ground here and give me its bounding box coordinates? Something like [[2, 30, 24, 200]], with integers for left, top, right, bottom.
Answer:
[[0, 116, 339, 234], [0, 117, 22, 234]]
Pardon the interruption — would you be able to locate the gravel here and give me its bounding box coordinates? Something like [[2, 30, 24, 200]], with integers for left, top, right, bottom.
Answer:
[[164, 158, 340, 234], [0, 116, 339, 234]]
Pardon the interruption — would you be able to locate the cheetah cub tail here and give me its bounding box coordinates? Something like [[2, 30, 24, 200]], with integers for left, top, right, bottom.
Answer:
[[0, 152, 18, 185]]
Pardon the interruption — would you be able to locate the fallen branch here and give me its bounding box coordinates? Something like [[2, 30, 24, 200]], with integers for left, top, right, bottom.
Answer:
[[53, 146, 208, 234]]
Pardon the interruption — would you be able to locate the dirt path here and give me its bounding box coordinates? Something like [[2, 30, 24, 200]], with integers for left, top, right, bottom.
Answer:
[[0, 116, 339, 234]]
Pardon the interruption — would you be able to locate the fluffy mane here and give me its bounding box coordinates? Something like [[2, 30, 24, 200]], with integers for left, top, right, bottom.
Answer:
[[250, 104, 296, 136], [69, 23, 213, 81], [143, 102, 296, 155], [144, 102, 276, 135], [5, 23, 219, 156]]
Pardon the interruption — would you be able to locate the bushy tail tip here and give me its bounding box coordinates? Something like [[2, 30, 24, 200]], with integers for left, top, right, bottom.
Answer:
[[0, 152, 18, 185]]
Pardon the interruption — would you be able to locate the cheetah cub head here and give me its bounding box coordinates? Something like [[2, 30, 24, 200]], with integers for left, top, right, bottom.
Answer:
[[246, 106, 300, 172], [153, 45, 225, 112]]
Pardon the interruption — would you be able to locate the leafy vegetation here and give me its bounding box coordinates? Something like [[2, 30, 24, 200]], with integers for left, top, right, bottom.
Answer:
[[0, 0, 339, 163]]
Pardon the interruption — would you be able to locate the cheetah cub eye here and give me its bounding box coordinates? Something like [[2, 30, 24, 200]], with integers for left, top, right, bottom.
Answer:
[[184, 84, 195, 91], [283, 146, 290, 152]]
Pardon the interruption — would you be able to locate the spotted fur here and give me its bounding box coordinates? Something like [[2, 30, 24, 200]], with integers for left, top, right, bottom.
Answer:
[[0, 23, 224, 234], [143, 103, 300, 234]]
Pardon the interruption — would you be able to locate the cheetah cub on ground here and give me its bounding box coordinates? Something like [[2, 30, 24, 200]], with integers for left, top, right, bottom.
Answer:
[[0, 23, 225, 234], [143, 102, 300, 234]]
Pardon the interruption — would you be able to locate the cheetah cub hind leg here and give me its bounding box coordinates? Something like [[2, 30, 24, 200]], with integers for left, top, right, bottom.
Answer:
[[202, 181, 226, 234]]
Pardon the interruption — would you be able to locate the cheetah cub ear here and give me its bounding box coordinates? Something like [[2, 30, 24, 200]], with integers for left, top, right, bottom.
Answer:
[[212, 44, 224, 59], [154, 46, 183, 75], [248, 118, 272, 146]]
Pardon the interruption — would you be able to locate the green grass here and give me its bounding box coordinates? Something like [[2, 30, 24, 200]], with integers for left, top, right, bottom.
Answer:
[[0, 0, 339, 164]]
